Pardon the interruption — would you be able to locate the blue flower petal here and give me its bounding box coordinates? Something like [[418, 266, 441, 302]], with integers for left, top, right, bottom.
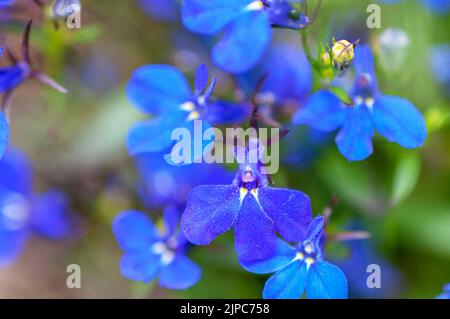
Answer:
[[204, 100, 249, 125], [306, 261, 348, 299], [258, 187, 312, 243], [194, 64, 208, 96], [0, 228, 27, 267], [0, 65, 27, 93], [120, 250, 161, 282], [113, 210, 161, 251], [293, 90, 345, 131], [126, 112, 187, 156], [263, 260, 308, 299], [336, 105, 375, 161], [354, 45, 376, 79], [162, 205, 180, 237], [30, 190, 70, 240], [235, 193, 276, 261], [181, 0, 252, 35], [371, 95, 427, 148], [182, 185, 240, 245], [240, 238, 296, 274], [261, 44, 313, 103], [0, 112, 8, 159], [306, 215, 325, 240], [212, 11, 271, 73], [0, 148, 33, 196], [126, 65, 191, 116], [158, 254, 202, 290]]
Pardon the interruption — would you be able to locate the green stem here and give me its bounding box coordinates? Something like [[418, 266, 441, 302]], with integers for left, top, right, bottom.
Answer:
[[301, 30, 313, 62]]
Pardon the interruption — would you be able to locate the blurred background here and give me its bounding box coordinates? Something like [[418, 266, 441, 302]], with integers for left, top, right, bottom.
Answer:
[[0, 0, 449, 298]]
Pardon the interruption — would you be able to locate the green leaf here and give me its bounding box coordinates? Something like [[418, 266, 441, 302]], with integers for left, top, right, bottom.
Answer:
[[391, 153, 422, 205]]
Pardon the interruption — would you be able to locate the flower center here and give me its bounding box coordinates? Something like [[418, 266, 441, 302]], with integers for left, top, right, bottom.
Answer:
[[0, 193, 30, 231], [151, 242, 175, 265]]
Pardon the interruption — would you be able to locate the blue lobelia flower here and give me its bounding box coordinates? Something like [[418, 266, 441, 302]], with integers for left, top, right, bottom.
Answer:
[[239, 43, 313, 108], [293, 44, 427, 161], [138, 0, 179, 22], [181, 0, 309, 73], [436, 283, 450, 299], [0, 148, 71, 267], [181, 141, 313, 262], [126, 64, 246, 164], [429, 44, 450, 96], [241, 216, 348, 299], [113, 206, 201, 290]]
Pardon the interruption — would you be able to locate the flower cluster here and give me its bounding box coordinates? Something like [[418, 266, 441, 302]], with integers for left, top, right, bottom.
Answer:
[[111, 0, 431, 299]]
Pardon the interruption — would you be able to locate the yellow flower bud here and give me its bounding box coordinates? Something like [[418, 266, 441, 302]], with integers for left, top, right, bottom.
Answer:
[[332, 39, 356, 70]]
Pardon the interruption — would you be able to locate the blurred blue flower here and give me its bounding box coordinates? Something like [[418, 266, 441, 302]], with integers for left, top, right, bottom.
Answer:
[[0, 62, 29, 93], [138, 0, 179, 22], [429, 44, 450, 96], [126, 64, 246, 164], [436, 283, 450, 299], [335, 224, 403, 298], [0, 148, 71, 267], [135, 151, 233, 209], [0, 0, 13, 7], [293, 45, 427, 161], [239, 43, 313, 108], [379, 0, 450, 14], [181, 0, 309, 73], [181, 141, 312, 262], [113, 206, 201, 290], [242, 216, 348, 299]]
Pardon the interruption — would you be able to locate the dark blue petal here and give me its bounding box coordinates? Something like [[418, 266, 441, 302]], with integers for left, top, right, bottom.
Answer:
[[0, 65, 27, 93], [30, 190, 70, 239], [306, 261, 348, 299], [0, 228, 27, 267], [261, 44, 313, 103], [158, 254, 202, 289], [240, 238, 296, 274], [0, 148, 33, 196], [162, 205, 180, 237], [181, 0, 252, 35], [0, 112, 8, 159], [0, 0, 14, 7], [258, 187, 312, 243], [293, 90, 345, 131], [213, 11, 271, 73], [194, 64, 208, 96], [126, 65, 191, 116], [263, 260, 307, 299], [306, 215, 325, 241], [372, 95, 427, 148], [113, 210, 161, 251], [205, 100, 249, 125], [235, 193, 276, 261], [335, 105, 375, 161], [267, 0, 309, 30], [126, 112, 187, 156], [120, 250, 161, 282], [354, 45, 376, 79], [182, 185, 240, 245]]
